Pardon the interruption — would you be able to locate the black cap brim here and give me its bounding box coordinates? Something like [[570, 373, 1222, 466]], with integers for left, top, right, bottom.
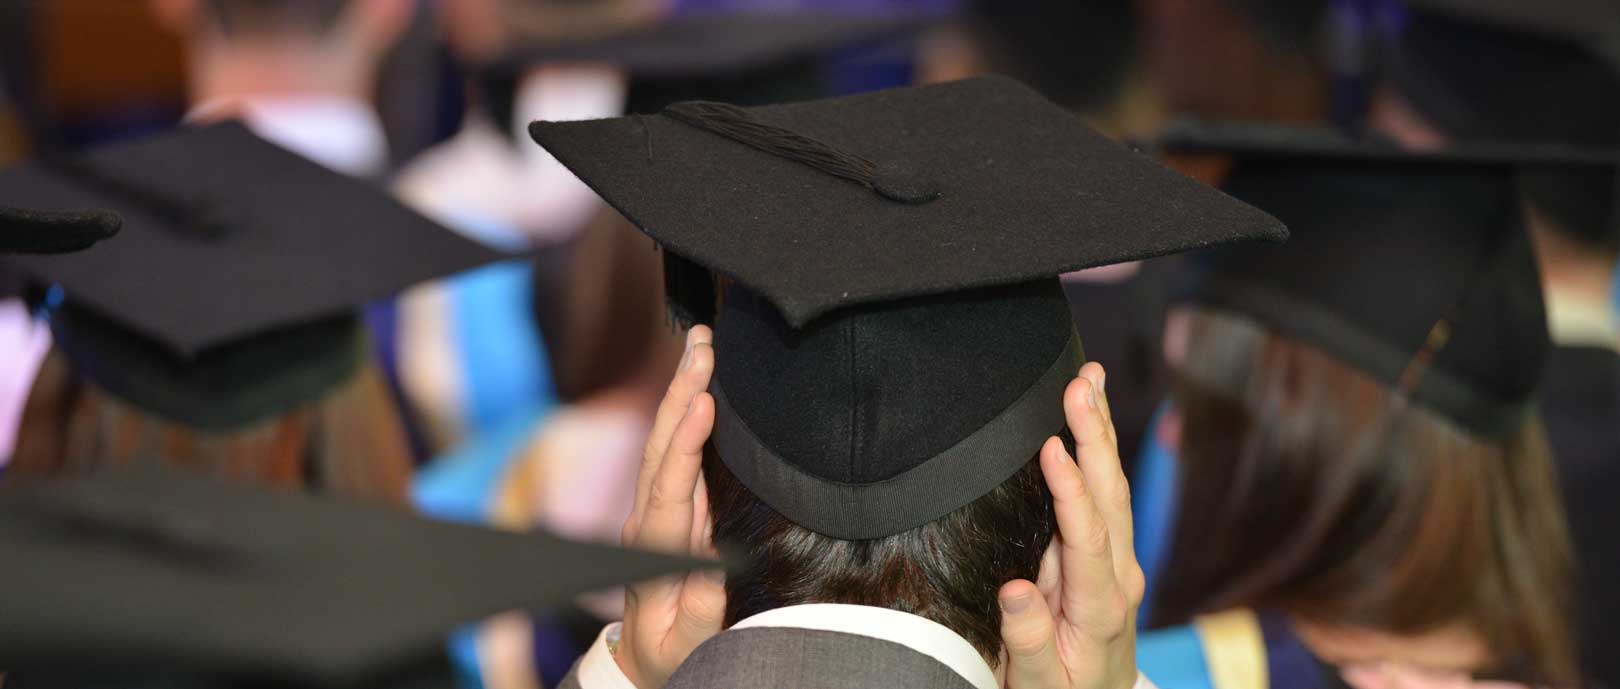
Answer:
[[0, 462, 715, 687]]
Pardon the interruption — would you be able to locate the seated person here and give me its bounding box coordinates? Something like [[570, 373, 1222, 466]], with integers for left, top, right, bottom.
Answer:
[[1135, 126, 1580, 688], [0, 123, 506, 502], [1372, 4, 1620, 681], [523, 76, 1288, 688]]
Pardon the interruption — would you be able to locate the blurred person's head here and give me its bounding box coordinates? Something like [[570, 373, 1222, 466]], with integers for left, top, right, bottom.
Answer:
[[1150, 133, 1577, 685], [1370, 4, 1620, 294], [10, 327, 414, 504], [918, 0, 1157, 138], [1155, 307, 1574, 683], [436, 0, 672, 65], [1137, 0, 1332, 123], [150, 0, 414, 103]]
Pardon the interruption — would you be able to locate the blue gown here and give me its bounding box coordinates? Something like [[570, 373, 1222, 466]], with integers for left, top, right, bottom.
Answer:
[[1139, 608, 1348, 689]]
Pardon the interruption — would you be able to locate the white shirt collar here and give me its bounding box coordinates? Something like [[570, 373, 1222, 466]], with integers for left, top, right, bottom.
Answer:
[[731, 603, 999, 689], [188, 96, 388, 178]]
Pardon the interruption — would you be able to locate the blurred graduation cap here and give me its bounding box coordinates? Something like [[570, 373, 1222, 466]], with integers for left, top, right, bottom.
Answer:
[[1388, 0, 1620, 243], [1156, 120, 1609, 435], [0, 122, 507, 428], [0, 461, 714, 689], [1390, 0, 1620, 143], [959, 0, 1139, 113], [0, 206, 120, 255], [498, 10, 944, 111], [529, 77, 1286, 539]]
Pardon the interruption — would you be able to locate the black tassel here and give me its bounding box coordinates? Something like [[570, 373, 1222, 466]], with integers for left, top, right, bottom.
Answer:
[[662, 250, 717, 329], [661, 101, 940, 205]]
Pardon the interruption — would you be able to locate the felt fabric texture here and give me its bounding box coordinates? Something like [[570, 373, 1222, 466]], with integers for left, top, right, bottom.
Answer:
[[530, 77, 1286, 539], [530, 77, 1288, 330], [0, 462, 712, 688], [497, 11, 939, 78], [711, 283, 1082, 539], [0, 121, 507, 359], [1162, 123, 1555, 436], [0, 206, 120, 255]]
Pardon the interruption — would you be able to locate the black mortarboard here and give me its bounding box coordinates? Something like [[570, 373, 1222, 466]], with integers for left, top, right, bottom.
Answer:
[[529, 77, 1286, 539], [1388, 0, 1620, 242], [0, 122, 506, 428], [1157, 121, 1596, 435], [0, 206, 120, 255], [0, 461, 712, 688]]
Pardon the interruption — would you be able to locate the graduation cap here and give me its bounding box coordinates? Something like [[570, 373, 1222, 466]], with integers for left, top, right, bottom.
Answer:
[[0, 206, 121, 255], [1156, 120, 1593, 435], [0, 122, 507, 428], [0, 461, 714, 689], [1389, 0, 1620, 145], [1388, 0, 1620, 242], [529, 77, 1287, 539]]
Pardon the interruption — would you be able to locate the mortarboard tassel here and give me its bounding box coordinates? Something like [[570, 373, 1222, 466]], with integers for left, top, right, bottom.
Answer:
[[42, 155, 230, 240], [661, 100, 941, 205]]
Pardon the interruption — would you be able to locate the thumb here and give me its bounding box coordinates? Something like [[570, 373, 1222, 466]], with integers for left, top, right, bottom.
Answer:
[[668, 569, 727, 659], [1000, 579, 1067, 689]]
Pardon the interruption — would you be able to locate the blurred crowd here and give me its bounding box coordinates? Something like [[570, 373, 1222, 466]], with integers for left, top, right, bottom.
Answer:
[[0, 2, 1616, 689]]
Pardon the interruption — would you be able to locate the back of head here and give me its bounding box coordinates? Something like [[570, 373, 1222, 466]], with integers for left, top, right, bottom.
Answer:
[[1154, 307, 1575, 683], [524, 77, 1289, 664], [704, 444, 1055, 663], [1152, 127, 1578, 683], [10, 348, 412, 503]]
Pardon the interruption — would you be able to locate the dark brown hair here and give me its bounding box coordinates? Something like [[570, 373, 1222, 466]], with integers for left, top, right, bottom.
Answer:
[[9, 350, 412, 504], [1151, 308, 1576, 685], [703, 440, 1060, 664]]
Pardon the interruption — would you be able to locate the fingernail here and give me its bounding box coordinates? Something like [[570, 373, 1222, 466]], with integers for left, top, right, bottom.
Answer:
[[704, 568, 725, 584], [1000, 593, 1032, 614], [1088, 382, 1100, 409], [1097, 368, 1106, 393], [680, 339, 695, 370]]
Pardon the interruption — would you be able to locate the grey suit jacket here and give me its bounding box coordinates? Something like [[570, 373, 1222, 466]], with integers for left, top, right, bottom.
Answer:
[[556, 626, 979, 689]]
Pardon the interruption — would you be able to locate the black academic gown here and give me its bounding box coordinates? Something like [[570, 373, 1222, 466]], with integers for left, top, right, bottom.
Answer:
[[1541, 344, 1620, 689]]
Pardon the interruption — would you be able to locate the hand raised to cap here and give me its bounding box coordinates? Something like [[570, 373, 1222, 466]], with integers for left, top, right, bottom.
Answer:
[[998, 363, 1151, 689], [616, 326, 727, 689]]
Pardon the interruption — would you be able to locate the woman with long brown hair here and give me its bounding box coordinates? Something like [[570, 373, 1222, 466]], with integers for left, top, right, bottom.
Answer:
[[1135, 127, 1582, 689]]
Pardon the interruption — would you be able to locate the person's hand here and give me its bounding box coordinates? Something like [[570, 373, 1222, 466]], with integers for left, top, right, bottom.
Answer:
[[615, 326, 727, 689], [998, 363, 1148, 689]]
